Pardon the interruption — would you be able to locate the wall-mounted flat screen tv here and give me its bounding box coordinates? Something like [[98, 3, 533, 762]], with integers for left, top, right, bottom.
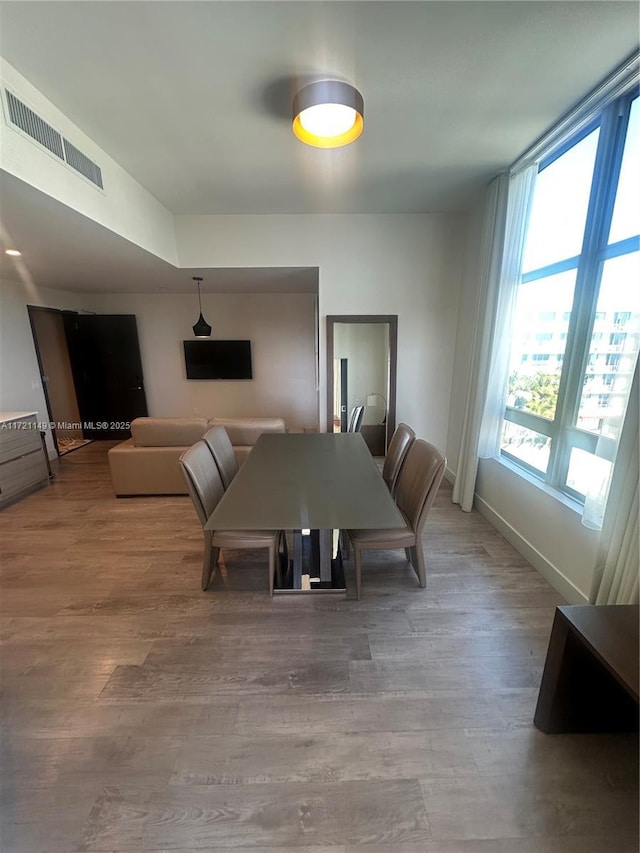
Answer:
[[183, 340, 252, 380]]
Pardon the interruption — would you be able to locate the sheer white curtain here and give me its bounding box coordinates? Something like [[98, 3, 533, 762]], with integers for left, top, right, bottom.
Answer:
[[589, 359, 639, 605], [582, 366, 637, 531], [453, 165, 536, 511]]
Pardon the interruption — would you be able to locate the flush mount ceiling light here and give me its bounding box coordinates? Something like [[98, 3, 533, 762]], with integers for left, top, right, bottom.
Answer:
[[292, 80, 364, 148], [191, 276, 212, 338], [5, 248, 21, 256]]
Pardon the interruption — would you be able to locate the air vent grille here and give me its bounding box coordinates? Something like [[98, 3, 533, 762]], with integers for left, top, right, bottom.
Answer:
[[4, 89, 103, 190], [6, 90, 64, 160], [63, 138, 103, 188]]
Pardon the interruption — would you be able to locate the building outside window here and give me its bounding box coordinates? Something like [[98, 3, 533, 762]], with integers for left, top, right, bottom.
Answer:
[[501, 89, 639, 501]]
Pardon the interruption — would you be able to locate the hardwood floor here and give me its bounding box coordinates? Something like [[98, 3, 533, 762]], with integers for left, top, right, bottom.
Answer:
[[0, 441, 637, 852]]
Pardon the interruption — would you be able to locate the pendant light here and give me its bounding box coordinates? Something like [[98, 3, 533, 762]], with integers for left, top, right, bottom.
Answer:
[[292, 80, 364, 148], [192, 276, 212, 338]]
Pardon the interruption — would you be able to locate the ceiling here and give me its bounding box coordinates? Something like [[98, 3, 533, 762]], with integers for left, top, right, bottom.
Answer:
[[0, 172, 318, 293], [0, 1, 637, 216], [0, 2, 637, 293]]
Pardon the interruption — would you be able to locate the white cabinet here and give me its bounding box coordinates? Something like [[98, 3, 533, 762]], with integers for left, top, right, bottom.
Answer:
[[0, 413, 50, 508]]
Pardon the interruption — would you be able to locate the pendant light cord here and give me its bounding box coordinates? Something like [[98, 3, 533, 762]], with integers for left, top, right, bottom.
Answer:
[[193, 276, 204, 313]]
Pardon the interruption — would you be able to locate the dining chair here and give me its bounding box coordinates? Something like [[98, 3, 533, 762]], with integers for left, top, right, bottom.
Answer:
[[179, 440, 279, 594], [347, 438, 446, 599], [203, 425, 239, 489], [348, 405, 365, 433], [382, 423, 416, 497]]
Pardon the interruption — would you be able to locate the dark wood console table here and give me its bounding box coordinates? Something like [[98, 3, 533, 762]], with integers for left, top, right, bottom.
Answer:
[[534, 604, 639, 733], [360, 424, 386, 456]]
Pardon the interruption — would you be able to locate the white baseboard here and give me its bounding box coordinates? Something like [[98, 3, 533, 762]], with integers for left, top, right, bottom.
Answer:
[[474, 494, 588, 605], [444, 466, 456, 485]]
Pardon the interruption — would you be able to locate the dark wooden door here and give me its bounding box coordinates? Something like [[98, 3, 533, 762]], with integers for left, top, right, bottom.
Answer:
[[63, 314, 148, 440]]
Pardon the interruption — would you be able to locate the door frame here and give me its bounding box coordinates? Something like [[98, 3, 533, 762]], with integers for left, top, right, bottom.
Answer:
[[326, 315, 398, 448], [27, 305, 71, 455]]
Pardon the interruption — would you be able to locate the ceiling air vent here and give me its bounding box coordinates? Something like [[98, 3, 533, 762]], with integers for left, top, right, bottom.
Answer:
[[63, 138, 103, 189], [6, 90, 64, 160], [4, 89, 104, 190]]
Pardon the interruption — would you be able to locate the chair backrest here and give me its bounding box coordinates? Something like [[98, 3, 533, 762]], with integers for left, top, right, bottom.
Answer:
[[203, 425, 239, 489], [395, 439, 446, 536], [348, 405, 365, 433], [382, 423, 416, 495], [179, 440, 225, 528]]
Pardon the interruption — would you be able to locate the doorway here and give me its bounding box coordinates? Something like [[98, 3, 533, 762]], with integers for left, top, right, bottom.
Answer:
[[62, 313, 148, 440], [28, 306, 88, 456], [28, 308, 149, 451], [326, 315, 398, 455]]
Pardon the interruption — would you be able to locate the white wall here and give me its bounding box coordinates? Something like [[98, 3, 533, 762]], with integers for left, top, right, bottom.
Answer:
[[475, 458, 599, 603], [0, 278, 97, 456], [175, 214, 463, 450], [88, 291, 318, 432], [447, 194, 600, 604], [0, 59, 178, 265]]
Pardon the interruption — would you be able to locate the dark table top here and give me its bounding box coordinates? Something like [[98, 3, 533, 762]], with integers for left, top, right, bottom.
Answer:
[[205, 432, 405, 532], [558, 604, 639, 701]]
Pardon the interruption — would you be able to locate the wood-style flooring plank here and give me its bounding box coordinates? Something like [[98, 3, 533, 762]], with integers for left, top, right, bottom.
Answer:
[[349, 656, 544, 693], [100, 660, 351, 699], [143, 633, 371, 666], [169, 730, 478, 785], [419, 773, 639, 842], [233, 689, 537, 735], [346, 839, 639, 853], [79, 781, 431, 850]]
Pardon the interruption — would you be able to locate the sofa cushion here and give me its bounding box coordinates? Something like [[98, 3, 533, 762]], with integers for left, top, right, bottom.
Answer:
[[108, 440, 190, 495], [131, 417, 208, 447], [208, 417, 285, 446]]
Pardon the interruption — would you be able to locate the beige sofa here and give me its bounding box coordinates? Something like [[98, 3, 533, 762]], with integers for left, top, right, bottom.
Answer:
[[108, 416, 286, 496]]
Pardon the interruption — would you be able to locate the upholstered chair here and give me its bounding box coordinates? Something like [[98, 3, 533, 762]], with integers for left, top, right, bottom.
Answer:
[[348, 405, 365, 433], [203, 425, 239, 489], [382, 422, 416, 497], [347, 439, 446, 599], [179, 440, 278, 593]]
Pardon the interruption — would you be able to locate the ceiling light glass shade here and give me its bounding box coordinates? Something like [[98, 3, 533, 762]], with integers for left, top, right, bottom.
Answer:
[[299, 104, 357, 137], [292, 80, 364, 148]]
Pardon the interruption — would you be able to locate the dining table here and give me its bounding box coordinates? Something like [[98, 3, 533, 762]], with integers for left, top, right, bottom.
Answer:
[[204, 431, 405, 593]]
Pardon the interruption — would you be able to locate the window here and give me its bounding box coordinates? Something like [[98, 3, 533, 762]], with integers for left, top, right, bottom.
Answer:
[[502, 91, 640, 500], [609, 332, 626, 346]]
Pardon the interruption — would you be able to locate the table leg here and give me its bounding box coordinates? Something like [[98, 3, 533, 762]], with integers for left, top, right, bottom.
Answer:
[[319, 529, 333, 582]]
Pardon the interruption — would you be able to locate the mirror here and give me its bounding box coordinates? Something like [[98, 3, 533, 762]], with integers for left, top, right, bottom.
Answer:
[[326, 315, 397, 455]]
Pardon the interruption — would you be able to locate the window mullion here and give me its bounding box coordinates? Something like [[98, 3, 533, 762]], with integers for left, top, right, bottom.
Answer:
[[546, 102, 625, 489]]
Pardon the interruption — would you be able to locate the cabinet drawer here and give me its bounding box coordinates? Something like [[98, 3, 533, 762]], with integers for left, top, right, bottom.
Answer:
[[0, 449, 49, 501], [0, 422, 42, 463]]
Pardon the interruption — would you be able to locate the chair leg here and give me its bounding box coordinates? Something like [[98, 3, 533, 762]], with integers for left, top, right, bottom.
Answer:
[[411, 542, 426, 588], [201, 533, 218, 591], [354, 546, 363, 600], [341, 530, 351, 560], [268, 543, 276, 596], [405, 547, 412, 563]]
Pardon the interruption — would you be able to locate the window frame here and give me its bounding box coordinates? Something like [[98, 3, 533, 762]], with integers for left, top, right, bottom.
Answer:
[[502, 89, 640, 503]]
